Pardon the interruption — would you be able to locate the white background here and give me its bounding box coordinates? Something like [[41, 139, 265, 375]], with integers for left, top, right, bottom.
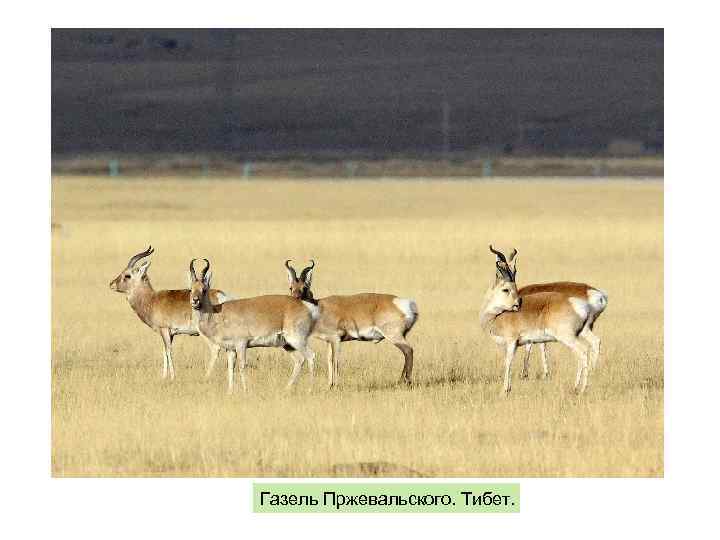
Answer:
[[2, 3, 718, 538]]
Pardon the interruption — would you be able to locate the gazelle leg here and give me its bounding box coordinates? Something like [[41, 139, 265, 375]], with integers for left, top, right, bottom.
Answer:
[[301, 347, 316, 390], [333, 340, 341, 386], [399, 341, 414, 385], [306, 347, 316, 379], [581, 328, 601, 371], [161, 348, 168, 379], [160, 328, 173, 380], [234, 341, 248, 393], [378, 327, 414, 385], [328, 338, 341, 388], [167, 334, 176, 380], [389, 335, 414, 385], [325, 341, 334, 387], [558, 335, 590, 393], [286, 350, 307, 390], [520, 343, 532, 379], [502, 341, 518, 395], [205, 342, 221, 379], [226, 344, 236, 394], [540, 344, 551, 379]]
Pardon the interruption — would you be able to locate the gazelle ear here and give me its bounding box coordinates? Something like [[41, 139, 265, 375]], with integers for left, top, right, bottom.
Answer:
[[512, 256, 518, 279], [203, 270, 213, 287], [134, 260, 151, 277], [187, 270, 194, 287], [304, 267, 313, 288]]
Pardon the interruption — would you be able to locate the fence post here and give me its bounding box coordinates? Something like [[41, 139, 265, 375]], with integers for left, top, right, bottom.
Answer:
[[345, 161, 358, 178], [109, 159, 120, 177], [592, 162, 607, 177], [482, 159, 493, 177]]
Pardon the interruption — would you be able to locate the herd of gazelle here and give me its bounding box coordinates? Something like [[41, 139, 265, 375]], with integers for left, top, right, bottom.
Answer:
[[109, 245, 607, 394]]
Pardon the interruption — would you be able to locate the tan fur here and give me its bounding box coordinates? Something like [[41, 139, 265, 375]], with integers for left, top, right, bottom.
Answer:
[[109, 251, 228, 380], [285, 262, 418, 387], [481, 246, 607, 395], [314, 294, 409, 341], [126, 286, 226, 335], [190, 267, 317, 393], [516, 282, 607, 379], [197, 295, 313, 344], [518, 281, 592, 297], [489, 292, 586, 343]]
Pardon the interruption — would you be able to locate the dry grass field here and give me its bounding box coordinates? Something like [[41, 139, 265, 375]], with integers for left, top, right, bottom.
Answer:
[[51, 175, 663, 477]]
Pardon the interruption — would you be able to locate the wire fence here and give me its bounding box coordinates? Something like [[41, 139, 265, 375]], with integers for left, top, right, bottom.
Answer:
[[51, 155, 664, 180]]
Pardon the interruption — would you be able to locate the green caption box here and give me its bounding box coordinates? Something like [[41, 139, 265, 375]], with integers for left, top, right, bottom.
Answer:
[[254, 483, 520, 513]]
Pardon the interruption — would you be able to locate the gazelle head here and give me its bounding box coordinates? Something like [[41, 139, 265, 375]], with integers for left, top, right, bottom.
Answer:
[[285, 259, 315, 301], [109, 245, 154, 294], [188, 258, 212, 310], [483, 245, 521, 314]]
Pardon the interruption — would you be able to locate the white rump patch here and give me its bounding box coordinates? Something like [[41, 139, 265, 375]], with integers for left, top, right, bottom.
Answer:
[[214, 292, 232, 304], [302, 301, 320, 321], [587, 288, 608, 314], [393, 298, 418, 324], [569, 297, 591, 321]]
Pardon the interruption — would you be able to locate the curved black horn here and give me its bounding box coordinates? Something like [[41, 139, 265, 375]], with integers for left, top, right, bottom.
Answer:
[[489, 244, 507, 264], [199, 258, 210, 279], [300, 259, 315, 281], [285, 260, 298, 281], [127, 245, 154, 268], [508, 248, 518, 262], [496, 261, 514, 281]]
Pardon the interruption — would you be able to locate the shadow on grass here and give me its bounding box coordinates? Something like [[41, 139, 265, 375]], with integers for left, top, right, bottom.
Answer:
[[329, 461, 425, 478], [359, 367, 495, 393]]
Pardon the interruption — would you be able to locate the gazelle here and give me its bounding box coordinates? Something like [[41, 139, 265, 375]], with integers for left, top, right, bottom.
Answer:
[[109, 246, 231, 380], [517, 281, 608, 380], [189, 258, 318, 393], [284, 260, 419, 387], [480, 245, 607, 394]]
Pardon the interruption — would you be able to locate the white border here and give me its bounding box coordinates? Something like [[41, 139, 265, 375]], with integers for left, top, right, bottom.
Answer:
[[5, 4, 719, 539]]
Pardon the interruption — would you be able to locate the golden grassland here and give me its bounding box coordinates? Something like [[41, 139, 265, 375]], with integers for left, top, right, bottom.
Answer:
[[51, 176, 663, 477]]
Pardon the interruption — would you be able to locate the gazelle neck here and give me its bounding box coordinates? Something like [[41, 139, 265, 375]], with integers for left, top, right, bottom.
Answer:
[[479, 308, 501, 330], [301, 289, 319, 305], [194, 291, 216, 323], [191, 306, 211, 326], [127, 279, 155, 324], [479, 283, 503, 330], [480, 311, 500, 332]]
